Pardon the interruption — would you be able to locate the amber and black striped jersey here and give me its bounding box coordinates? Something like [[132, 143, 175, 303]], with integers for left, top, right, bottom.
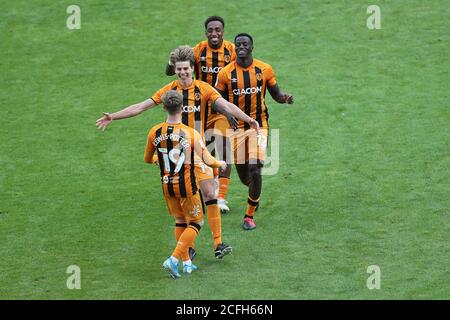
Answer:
[[144, 122, 221, 198], [151, 79, 222, 137], [215, 59, 277, 130], [193, 40, 236, 87]]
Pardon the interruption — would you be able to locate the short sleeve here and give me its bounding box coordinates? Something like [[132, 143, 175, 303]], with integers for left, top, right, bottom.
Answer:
[[193, 42, 201, 64], [265, 65, 277, 87], [151, 82, 174, 105], [229, 43, 237, 63], [144, 128, 156, 163], [204, 82, 221, 103], [215, 68, 228, 91]]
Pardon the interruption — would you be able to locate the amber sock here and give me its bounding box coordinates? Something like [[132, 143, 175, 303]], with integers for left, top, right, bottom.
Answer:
[[175, 223, 189, 260], [205, 199, 222, 249], [175, 223, 187, 241], [172, 223, 201, 260], [246, 196, 260, 218], [218, 177, 230, 200]]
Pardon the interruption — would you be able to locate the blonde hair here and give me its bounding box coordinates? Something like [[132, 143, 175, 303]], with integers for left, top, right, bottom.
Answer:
[[169, 45, 195, 67], [161, 90, 183, 115]]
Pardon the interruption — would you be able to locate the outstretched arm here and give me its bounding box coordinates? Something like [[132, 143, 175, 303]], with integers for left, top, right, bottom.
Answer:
[[267, 84, 294, 104], [96, 98, 156, 131], [212, 97, 260, 134], [215, 88, 238, 129]]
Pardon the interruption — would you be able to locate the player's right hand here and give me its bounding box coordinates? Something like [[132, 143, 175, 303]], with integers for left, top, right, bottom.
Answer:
[[152, 154, 159, 165], [248, 119, 260, 135], [219, 160, 227, 171], [96, 113, 113, 131]]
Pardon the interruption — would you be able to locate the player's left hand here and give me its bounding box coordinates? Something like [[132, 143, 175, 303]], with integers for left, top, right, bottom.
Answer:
[[226, 115, 239, 130], [284, 93, 294, 104]]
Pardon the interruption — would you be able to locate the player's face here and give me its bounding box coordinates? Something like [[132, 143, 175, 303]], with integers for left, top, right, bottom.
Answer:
[[235, 36, 253, 59], [174, 61, 194, 81], [205, 21, 224, 48]]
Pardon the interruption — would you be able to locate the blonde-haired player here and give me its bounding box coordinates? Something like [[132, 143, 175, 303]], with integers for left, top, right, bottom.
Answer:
[[145, 90, 226, 278]]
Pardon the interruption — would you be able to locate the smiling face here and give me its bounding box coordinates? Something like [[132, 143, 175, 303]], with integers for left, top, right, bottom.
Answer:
[[174, 61, 194, 82], [235, 35, 253, 59], [205, 20, 224, 49]]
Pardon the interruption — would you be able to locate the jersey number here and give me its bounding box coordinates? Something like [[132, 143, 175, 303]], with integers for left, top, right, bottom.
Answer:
[[158, 148, 185, 173]]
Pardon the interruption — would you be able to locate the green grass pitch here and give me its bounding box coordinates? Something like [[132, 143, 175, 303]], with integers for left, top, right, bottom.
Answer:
[[0, 0, 448, 299]]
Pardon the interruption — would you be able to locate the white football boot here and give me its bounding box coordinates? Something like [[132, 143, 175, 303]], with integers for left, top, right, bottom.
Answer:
[[217, 198, 230, 213]]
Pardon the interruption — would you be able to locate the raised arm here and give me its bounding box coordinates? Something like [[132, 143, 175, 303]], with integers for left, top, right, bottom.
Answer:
[[267, 84, 294, 104], [193, 132, 226, 170], [96, 98, 156, 131], [165, 63, 175, 76], [212, 97, 260, 134]]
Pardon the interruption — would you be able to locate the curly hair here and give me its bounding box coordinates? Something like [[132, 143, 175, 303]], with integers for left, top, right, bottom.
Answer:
[[169, 45, 195, 67], [161, 90, 183, 115], [204, 16, 225, 29]]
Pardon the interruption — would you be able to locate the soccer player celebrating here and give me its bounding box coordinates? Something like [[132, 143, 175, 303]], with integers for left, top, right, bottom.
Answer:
[[166, 16, 236, 214], [215, 33, 294, 230], [96, 45, 259, 257], [144, 90, 227, 279]]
